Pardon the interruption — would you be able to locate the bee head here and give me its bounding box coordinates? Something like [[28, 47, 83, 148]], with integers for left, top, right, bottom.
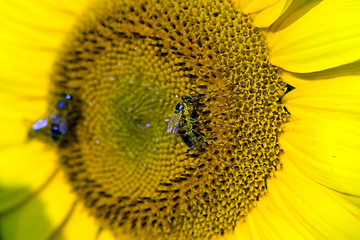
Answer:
[[175, 102, 184, 113], [57, 93, 73, 110]]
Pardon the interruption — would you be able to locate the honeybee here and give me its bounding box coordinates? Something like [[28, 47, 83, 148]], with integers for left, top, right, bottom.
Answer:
[[29, 93, 72, 141], [166, 96, 206, 150]]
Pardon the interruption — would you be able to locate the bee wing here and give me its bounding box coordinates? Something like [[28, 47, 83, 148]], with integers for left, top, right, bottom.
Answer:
[[166, 112, 180, 133], [165, 111, 182, 142], [28, 111, 55, 141]]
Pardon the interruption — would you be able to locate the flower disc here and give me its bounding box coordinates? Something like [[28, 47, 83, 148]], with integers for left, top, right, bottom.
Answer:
[[49, 0, 288, 239]]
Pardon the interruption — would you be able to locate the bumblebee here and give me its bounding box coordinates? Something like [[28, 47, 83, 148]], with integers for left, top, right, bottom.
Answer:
[[29, 93, 72, 141], [166, 96, 206, 150]]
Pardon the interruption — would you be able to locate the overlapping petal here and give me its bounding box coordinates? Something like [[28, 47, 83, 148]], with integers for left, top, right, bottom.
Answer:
[[281, 118, 360, 196], [267, 0, 360, 73], [251, 0, 292, 28], [283, 76, 360, 121]]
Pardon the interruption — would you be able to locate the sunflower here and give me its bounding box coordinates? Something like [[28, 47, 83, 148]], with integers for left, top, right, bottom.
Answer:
[[1, 0, 360, 239]]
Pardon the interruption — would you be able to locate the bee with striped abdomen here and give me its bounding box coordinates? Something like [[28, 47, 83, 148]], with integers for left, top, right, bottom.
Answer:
[[166, 95, 207, 151]]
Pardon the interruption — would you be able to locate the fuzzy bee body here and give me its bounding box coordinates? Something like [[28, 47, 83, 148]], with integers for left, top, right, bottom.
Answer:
[[167, 96, 206, 150], [29, 94, 72, 141]]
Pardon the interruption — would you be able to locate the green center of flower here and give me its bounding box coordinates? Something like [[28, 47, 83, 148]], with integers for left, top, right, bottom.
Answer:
[[34, 0, 289, 239]]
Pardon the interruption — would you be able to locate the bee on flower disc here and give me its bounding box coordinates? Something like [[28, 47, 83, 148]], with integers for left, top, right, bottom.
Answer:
[[29, 93, 72, 141], [166, 96, 206, 151]]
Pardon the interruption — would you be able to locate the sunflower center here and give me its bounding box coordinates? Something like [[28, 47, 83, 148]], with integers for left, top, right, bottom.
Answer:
[[45, 0, 288, 239]]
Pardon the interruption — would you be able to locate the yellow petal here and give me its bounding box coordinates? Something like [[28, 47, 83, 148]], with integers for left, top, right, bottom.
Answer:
[[232, 0, 281, 14], [1, 171, 76, 240], [229, 204, 308, 240], [280, 118, 360, 196], [0, 46, 55, 88], [0, 92, 47, 119], [282, 76, 360, 121], [51, 202, 99, 240], [0, 1, 81, 34], [0, 119, 28, 150], [0, 141, 57, 213], [231, 168, 316, 240], [0, 1, 89, 87], [1, 17, 64, 48], [281, 60, 360, 87], [252, 0, 292, 28], [340, 194, 360, 219], [0, 71, 48, 97], [267, 0, 360, 73], [232, 155, 360, 239], [276, 160, 360, 239]]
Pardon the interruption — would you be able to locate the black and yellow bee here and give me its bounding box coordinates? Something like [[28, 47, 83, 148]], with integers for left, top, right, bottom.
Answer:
[[29, 93, 72, 141], [166, 96, 206, 151]]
